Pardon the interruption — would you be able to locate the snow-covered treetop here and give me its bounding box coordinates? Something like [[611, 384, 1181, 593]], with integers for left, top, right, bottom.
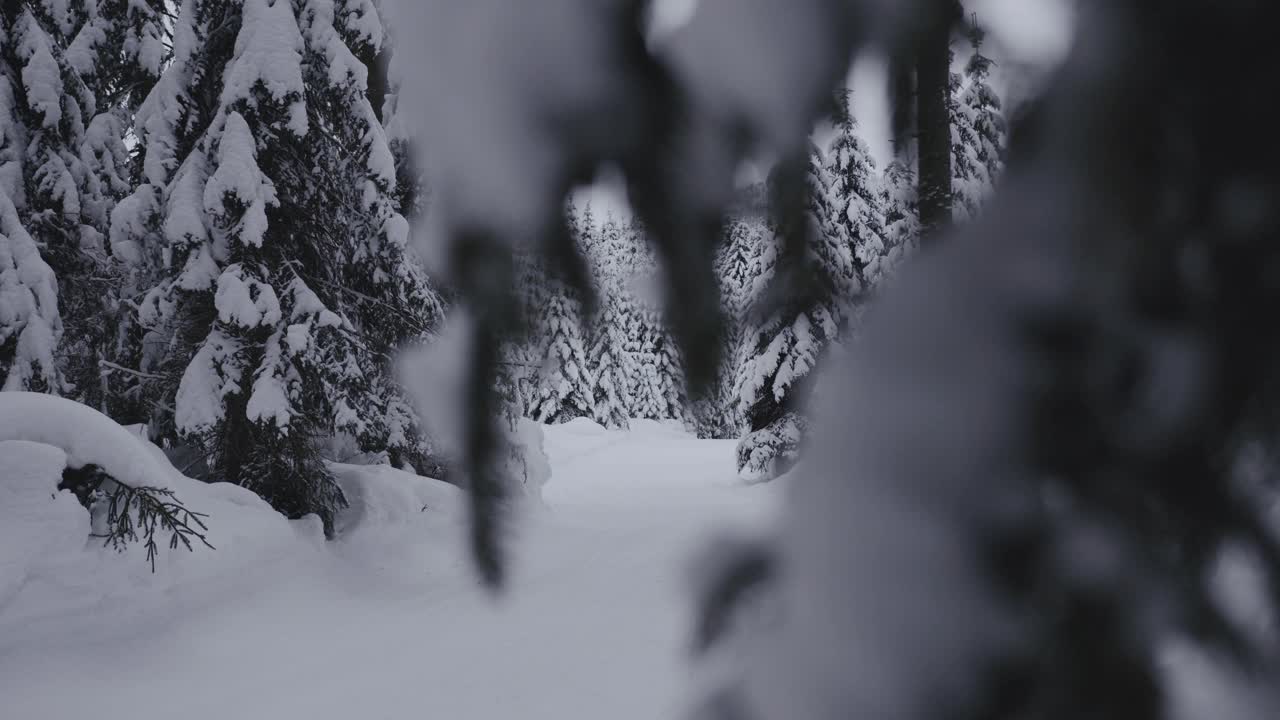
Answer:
[[221, 0, 309, 137]]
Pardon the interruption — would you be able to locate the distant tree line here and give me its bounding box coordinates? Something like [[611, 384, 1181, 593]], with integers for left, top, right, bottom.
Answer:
[[513, 28, 1005, 481]]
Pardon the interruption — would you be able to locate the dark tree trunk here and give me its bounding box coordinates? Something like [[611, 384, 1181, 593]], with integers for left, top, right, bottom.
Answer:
[[367, 46, 392, 122], [914, 7, 955, 240], [889, 56, 915, 158]]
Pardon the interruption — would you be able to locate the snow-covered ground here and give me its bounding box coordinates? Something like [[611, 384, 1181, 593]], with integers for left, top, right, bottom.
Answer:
[[0, 417, 780, 720]]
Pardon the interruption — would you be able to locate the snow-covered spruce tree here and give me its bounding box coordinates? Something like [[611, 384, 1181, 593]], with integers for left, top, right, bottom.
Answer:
[[613, 219, 655, 418], [961, 21, 1005, 202], [734, 152, 843, 481], [689, 217, 764, 439], [804, 141, 851, 306], [0, 3, 135, 403], [879, 157, 920, 280], [708, 216, 770, 437], [949, 60, 981, 220], [70, 0, 172, 419], [119, 0, 442, 531], [625, 248, 687, 422], [584, 216, 632, 430], [0, 190, 62, 391], [530, 266, 593, 424], [322, 0, 446, 472], [824, 89, 888, 300], [646, 314, 687, 421]]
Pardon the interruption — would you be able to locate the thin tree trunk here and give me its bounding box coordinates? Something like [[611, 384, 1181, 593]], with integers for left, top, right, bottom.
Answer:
[[915, 6, 955, 240]]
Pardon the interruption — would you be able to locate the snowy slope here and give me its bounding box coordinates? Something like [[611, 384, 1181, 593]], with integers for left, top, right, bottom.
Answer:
[[0, 418, 780, 720]]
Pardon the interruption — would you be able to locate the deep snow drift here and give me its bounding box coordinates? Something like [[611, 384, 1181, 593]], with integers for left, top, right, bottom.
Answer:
[[0, 416, 780, 720]]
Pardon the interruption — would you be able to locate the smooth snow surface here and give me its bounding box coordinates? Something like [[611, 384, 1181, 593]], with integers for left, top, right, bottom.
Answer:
[[0, 418, 779, 720]]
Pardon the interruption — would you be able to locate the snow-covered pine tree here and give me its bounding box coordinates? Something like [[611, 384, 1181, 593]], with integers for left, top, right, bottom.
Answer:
[[805, 141, 851, 304], [962, 21, 1006, 201], [106, 0, 227, 429], [321, 0, 446, 472], [733, 152, 843, 481], [584, 215, 631, 429], [621, 220, 686, 423], [70, 0, 172, 419], [530, 266, 593, 424], [615, 219, 655, 418], [949, 59, 981, 220], [689, 217, 762, 439], [824, 89, 888, 300], [117, 0, 442, 531], [0, 3, 137, 403], [712, 216, 769, 435], [0, 190, 62, 391], [643, 311, 687, 421], [879, 158, 920, 279]]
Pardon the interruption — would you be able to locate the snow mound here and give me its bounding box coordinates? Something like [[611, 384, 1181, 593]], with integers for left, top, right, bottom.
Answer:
[[554, 416, 610, 435], [330, 462, 464, 537], [0, 392, 177, 491], [0, 441, 89, 608]]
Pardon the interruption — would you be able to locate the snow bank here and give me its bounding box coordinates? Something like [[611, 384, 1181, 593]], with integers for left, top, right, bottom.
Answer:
[[0, 394, 468, 628], [3, 413, 781, 720], [0, 392, 177, 491], [330, 461, 464, 537], [0, 425, 307, 624], [0, 441, 88, 608]]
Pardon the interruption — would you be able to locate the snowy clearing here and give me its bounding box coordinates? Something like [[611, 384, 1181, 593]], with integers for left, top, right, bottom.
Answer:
[[0, 419, 780, 720]]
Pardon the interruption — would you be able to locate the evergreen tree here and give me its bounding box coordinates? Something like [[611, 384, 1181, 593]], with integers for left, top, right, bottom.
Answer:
[[617, 220, 658, 418], [584, 216, 632, 429], [0, 190, 62, 391], [116, 0, 442, 531], [879, 158, 920, 279], [0, 2, 138, 402], [530, 202, 593, 424], [621, 220, 686, 423], [530, 272, 593, 424], [949, 62, 981, 220], [733, 154, 842, 481], [714, 216, 769, 435], [824, 90, 888, 301], [962, 22, 1005, 200], [805, 141, 851, 301], [322, 0, 446, 471], [642, 309, 687, 421], [689, 218, 765, 439]]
